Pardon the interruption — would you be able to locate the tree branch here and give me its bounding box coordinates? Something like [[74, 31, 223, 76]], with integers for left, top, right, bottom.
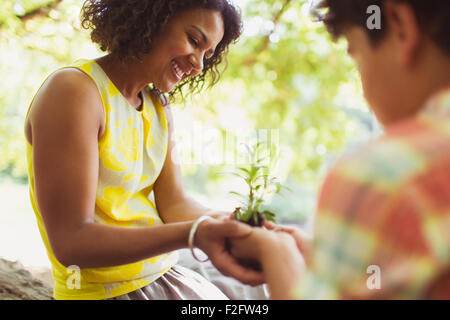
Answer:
[[243, 0, 293, 67], [17, 0, 63, 23]]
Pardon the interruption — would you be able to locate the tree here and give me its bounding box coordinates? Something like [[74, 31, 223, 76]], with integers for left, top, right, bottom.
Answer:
[[0, 0, 371, 221]]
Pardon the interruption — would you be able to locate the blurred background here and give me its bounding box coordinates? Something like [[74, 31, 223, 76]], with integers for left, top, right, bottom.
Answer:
[[0, 0, 380, 268]]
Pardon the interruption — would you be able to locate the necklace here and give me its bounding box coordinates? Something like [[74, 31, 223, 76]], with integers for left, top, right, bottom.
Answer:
[[136, 91, 143, 111]]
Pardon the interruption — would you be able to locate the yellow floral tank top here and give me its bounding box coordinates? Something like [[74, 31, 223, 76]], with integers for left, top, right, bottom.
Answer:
[[25, 59, 179, 300]]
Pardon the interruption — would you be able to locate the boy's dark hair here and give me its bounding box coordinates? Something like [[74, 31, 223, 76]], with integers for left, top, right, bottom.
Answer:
[[81, 0, 242, 101], [313, 0, 450, 54]]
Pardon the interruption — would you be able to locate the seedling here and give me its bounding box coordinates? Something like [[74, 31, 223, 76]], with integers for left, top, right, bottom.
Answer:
[[229, 142, 283, 227]]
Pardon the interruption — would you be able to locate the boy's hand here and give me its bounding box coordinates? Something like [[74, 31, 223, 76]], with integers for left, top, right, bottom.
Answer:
[[228, 228, 298, 263], [264, 223, 312, 262]]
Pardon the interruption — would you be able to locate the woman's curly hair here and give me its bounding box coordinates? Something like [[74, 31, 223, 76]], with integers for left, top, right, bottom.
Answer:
[[80, 0, 242, 101]]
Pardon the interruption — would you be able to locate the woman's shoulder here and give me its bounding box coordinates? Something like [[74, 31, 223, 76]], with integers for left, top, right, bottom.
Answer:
[[46, 67, 98, 92], [26, 67, 105, 144], [30, 68, 102, 119]]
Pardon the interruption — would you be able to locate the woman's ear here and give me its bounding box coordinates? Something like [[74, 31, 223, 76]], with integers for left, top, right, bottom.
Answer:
[[384, 1, 421, 68]]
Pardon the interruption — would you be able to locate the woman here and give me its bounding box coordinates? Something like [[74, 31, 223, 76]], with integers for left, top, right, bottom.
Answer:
[[24, 0, 263, 300]]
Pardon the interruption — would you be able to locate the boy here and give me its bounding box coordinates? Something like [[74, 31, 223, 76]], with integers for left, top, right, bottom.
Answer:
[[230, 0, 450, 299]]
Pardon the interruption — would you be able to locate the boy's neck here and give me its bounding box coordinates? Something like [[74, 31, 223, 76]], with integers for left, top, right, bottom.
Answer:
[[386, 47, 450, 126]]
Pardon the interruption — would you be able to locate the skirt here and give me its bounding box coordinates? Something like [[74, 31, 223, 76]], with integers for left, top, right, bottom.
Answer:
[[108, 265, 229, 300]]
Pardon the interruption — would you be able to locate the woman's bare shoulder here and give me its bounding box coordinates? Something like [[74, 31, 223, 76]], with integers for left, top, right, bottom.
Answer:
[[25, 68, 105, 145]]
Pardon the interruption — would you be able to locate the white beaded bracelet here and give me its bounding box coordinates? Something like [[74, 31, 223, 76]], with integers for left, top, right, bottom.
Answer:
[[188, 215, 212, 263]]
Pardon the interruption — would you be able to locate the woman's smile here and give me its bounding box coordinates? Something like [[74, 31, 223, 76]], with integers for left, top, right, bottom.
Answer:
[[170, 59, 192, 82]]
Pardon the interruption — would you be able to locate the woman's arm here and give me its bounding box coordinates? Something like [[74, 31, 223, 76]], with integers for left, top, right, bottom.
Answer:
[[153, 104, 227, 223]]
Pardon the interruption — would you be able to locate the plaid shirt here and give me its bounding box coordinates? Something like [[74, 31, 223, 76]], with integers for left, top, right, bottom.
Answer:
[[294, 87, 450, 299]]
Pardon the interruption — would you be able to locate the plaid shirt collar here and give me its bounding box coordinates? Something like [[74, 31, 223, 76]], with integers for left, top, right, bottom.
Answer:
[[421, 85, 450, 117]]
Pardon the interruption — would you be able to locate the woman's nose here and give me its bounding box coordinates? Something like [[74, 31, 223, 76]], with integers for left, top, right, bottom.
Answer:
[[188, 53, 204, 75]]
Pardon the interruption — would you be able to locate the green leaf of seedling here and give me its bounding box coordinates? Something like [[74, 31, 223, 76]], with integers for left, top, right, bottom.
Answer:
[[249, 165, 262, 181], [255, 198, 264, 205], [263, 213, 276, 223], [268, 176, 278, 183], [228, 191, 247, 199], [276, 182, 281, 193], [255, 173, 269, 181], [261, 210, 276, 223], [229, 172, 248, 181], [255, 155, 270, 165], [237, 167, 251, 175], [276, 184, 293, 197], [255, 157, 265, 164], [261, 210, 275, 216]]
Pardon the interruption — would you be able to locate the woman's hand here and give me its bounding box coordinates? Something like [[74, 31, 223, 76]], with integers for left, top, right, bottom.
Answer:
[[194, 218, 265, 286], [205, 210, 234, 221]]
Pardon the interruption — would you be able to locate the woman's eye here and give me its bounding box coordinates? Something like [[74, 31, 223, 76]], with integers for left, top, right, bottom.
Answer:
[[188, 36, 199, 48]]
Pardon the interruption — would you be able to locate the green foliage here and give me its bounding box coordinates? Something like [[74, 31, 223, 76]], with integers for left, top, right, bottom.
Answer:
[[0, 0, 98, 178]]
